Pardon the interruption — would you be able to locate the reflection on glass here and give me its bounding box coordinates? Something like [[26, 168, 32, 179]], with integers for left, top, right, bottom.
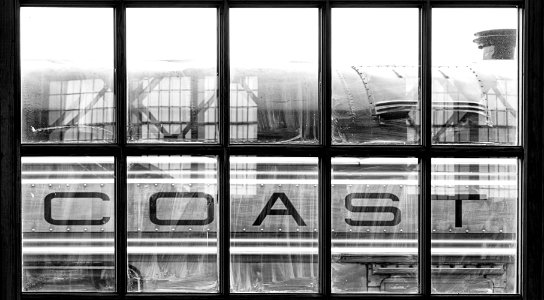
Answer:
[[230, 9, 319, 144], [21, 8, 114, 143], [127, 9, 218, 143], [230, 157, 318, 292], [332, 9, 420, 145], [431, 158, 517, 294], [127, 156, 218, 293], [331, 158, 419, 293], [21, 157, 115, 292], [432, 9, 518, 145]]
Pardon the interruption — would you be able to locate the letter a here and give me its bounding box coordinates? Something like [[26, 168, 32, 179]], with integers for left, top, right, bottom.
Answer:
[[252, 192, 306, 226]]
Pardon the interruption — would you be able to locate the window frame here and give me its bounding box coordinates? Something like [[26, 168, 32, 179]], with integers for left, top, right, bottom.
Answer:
[[1, 0, 542, 299]]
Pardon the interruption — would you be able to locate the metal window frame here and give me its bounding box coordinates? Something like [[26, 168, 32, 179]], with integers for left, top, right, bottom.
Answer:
[[1, 0, 542, 299]]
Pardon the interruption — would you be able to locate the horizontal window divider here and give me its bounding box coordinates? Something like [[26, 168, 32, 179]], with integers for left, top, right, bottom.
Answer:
[[18, 0, 525, 7], [429, 145, 524, 157], [20, 144, 524, 157], [20, 144, 122, 156], [19, 294, 525, 300]]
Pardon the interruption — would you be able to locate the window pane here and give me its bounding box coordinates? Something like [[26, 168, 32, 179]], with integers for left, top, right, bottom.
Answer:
[[127, 8, 218, 143], [22, 157, 115, 292], [332, 9, 420, 145], [21, 8, 114, 143], [432, 9, 518, 145], [230, 157, 318, 292], [127, 156, 218, 293], [431, 158, 517, 294], [230, 9, 319, 144], [331, 158, 419, 293]]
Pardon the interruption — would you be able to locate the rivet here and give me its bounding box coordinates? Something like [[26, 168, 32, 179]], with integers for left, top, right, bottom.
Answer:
[[171, 184, 175, 186], [465, 229, 469, 233], [137, 228, 141, 231], [83, 183, 87, 187], [399, 229, 403, 232], [154, 184, 158, 187], [171, 228, 175, 231], [499, 229, 503, 233], [449, 228, 453, 232], [49, 228, 53, 231], [66, 184, 70, 187], [366, 229, 370, 232], [31, 228, 35, 232], [482, 229, 486, 232], [84, 228, 88, 232], [383, 229, 387, 232], [432, 229, 436, 232], [296, 228, 300, 232], [155, 228, 159, 231], [314, 228, 317, 232], [31, 184, 35, 188], [66, 228, 71, 231], [100, 184, 104, 187], [188, 228, 192, 231], [101, 228, 104, 232], [278, 228, 282, 231], [242, 228, 246, 231], [260, 228, 264, 231], [49, 184, 52, 187], [188, 183, 192, 186]]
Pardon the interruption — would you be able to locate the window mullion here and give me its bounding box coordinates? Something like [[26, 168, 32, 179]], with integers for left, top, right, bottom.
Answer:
[[114, 3, 127, 296], [219, 0, 230, 296], [420, 1, 432, 297], [319, 0, 331, 296]]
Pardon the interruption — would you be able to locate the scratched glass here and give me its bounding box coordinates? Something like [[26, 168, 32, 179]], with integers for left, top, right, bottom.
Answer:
[[331, 8, 420, 145], [432, 9, 518, 145], [21, 8, 114, 143], [230, 9, 319, 144], [126, 9, 218, 143], [431, 158, 518, 294], [331, 158, 419, 293], [21, 157, 115, 292], [230, 157, 319, 292], [126, 156, 218, 293]]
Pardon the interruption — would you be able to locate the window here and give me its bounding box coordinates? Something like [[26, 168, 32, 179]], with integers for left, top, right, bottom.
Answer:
[[1, 0, 542, 299]]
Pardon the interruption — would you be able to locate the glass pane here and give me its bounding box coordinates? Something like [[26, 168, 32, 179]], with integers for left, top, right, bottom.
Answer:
[[431, 158, 517, 294], [331, 158, 419, 293], [21, 8, 114, 143], [332, 9, 420, 145], [230, 157, 318, 292], [230, 9, 319, 144], [127, 8, 218, 143], [127, 156, 218, 293], [22, 157, 115, 292], [432, 9, 518, 145]]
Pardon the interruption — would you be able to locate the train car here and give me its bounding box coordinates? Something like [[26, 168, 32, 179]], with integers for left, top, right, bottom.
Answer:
[[21, 29, 518, 293]]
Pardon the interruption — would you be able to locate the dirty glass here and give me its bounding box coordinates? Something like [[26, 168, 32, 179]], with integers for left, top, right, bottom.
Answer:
[[431, 158, 517, 294], [230, 157, 319, 292], [127, 156, 218, 293], [21, 157, 115, 292], [331, 8, 420, 145], [21, 8, 114, 143], [126, 9, 218, 143], [331, 158, 419, 293], [230, 9, 319, 144], [432, 9, 518, 145]]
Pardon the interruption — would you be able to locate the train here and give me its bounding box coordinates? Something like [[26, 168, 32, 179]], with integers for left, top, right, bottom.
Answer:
[[20, 29, 518, 293]]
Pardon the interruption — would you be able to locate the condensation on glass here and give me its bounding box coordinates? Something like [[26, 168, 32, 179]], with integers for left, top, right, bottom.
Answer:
[[21, 157, 115, 292], [126, 9, 218, 143], [126, 156, 218, 293], [21, 8, 114, 143], [432, 9, 518, 145], [431, 158, 517, 294], [331, 9, 420, 145], [230, 157, 318, 292], [230, 9, 319, 144], [331, 158, 419, 293]]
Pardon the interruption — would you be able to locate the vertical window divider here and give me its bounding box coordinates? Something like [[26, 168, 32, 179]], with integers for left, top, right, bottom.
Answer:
[[420, 1, 432, 297], [219, 0, 230, 296], [114, 2, 127, 295], [319, 0, 332, 296]]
